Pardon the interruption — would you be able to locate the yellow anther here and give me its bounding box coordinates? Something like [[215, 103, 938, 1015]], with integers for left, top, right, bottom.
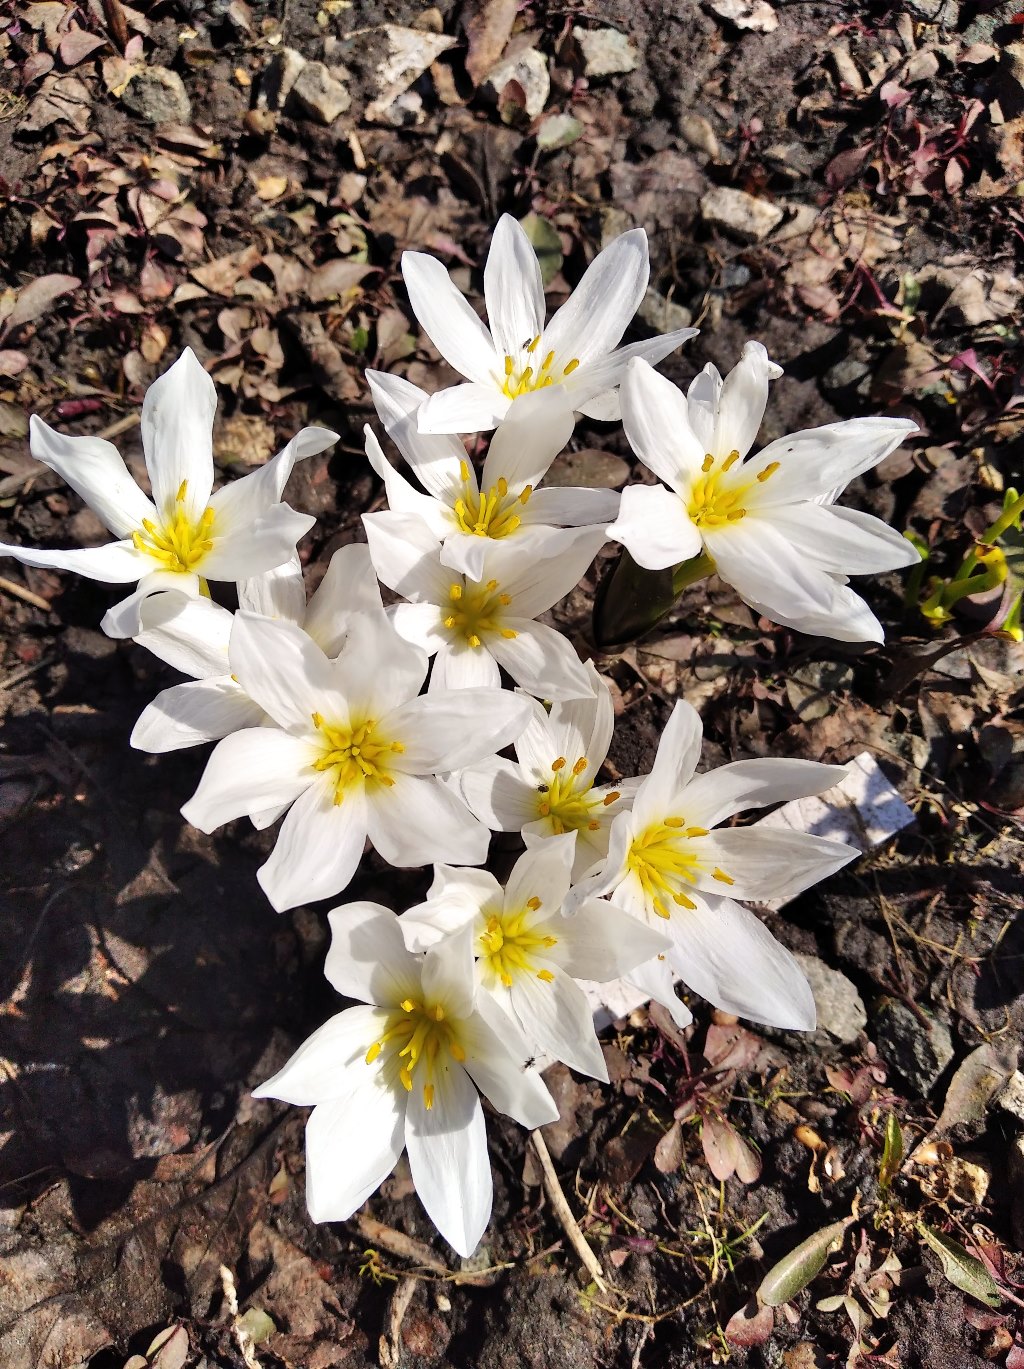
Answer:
[[467, 634, 482, 648], [702, 453, 715, 473], [588, 819, 600, 831], [727, 508, 746, 521], [538, 801, 551, 816], [391, 741, 405, 753], [497, 477, 508, 498], [673, 891, 697, 909], [424, 1083, 435, 1110], [365, 1041, 382, 1063], [520, 366, 533, 387], [712, 868, 735, 885], [663, 816, 684, 828], [526, 896, 542, 910], [504, 355, 514, 376], [175, 479, 188, 502], [460, 459, 470, 482], [443, 615, 457, 628], [433, 1004, 445, 1021], [537, 969, 555, 983], [722, 449, 741, 471], [757, 461, 781, 482], [485, 579, 499, 591], [498, 592, 512, 606], [562, 358, 579, 374], [685, 826, 708, 838], [451, 1040, 466, 1062], [519, 485, 532, 504], [552, 757, 567, 771], [652, 897, 670, 919], [603, 791, 621, 806], [525, 335, 540, 353], [572, 757, 588, 776], [449, 583, 463, 601], [500, 628, 518, 639], [311, 711, 324, 727], [541, 350, 555, 371]]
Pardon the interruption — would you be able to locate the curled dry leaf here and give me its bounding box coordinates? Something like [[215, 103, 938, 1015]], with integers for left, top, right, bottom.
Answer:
[[702, 1114, 762, 1184]]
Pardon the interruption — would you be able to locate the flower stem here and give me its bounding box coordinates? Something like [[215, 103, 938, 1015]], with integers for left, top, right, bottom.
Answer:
[[592, 549, 714, 649]]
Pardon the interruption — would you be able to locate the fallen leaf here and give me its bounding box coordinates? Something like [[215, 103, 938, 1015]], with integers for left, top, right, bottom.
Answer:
[[724, 1299, 774, 1346], [305, 259, 372, 302], [464, 0, 518, 85], [0, 273, 81, 338], [59, 29, 108, 66]]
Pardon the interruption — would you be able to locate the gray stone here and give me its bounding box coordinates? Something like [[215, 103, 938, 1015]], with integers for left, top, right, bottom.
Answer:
[[572, 26, 639, 78], [995, 1070, 1024, 1122], [794, 954, 866, 1045], [290, 62, 351, 125], [486, 47, 550, 119], [121, 67, 191, 124], [639, 286, 692, 333], [262, 46, 307, 111], [872, 998, 955, 1096], [700, 186, 783, 241], [678, 112, 720, 160], [823, 356, 872, 397]]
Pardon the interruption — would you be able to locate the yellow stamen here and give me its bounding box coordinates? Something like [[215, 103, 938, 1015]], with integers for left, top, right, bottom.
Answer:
[[713, 867, 735, 885], [701, 453, 715, 473], [603, 791, 621, 806], [722, 449, 741, 471], [562, 358, 579, 374], [572, 757, 588, 777], [552, 757, 567, 771], [757, 461, 780, 482]]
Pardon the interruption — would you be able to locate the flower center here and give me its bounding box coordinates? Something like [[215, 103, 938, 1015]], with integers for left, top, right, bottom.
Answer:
[[477, 900, 558, 988], [687, 451, 780, 529], [536, 755, 620, 835], [311, 713, 404, 803], [365, 998, 465, 1111], [626, 819, 734, 919], [441, 579, 518, 649], [453, 462, 532, 539], [500, 334, 580, 400], [132, 479, 215, 572]]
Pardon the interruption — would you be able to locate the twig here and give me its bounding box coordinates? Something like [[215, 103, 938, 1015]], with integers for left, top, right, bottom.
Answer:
[[0, 575, 51, 612], [530, 1130, 608, 1292], [356, 1213, 448, 1275], [379, 1277, 417, 1369], [219, 1263, 260, 1368]]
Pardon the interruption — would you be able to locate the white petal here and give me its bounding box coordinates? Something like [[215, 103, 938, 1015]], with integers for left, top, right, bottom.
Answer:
[[699, 827, 856, 901], [756, 581, 884, 644], [401, 250, 498, 384], [391, 601, 448, 656], [460, 996, 559, 1128], [406, 1064, 491, 1257], [503, 834, 576, 916], [253, 1003, 385, 1104], [704, 519, 842, 629], [416, 382, 510, 435], [199, 503, 315, 582], [130, 678, 262, 753], [427, 862, 502, 908], [665, 894, 815, 1030], [364, 427, 451, 535], [135, 590, 233, 678], [366, 369, 466, 503], [440, 520, 602, 583], [761, 503, 920, 575], [365, 772, 490, 869], [712, 340, 782, 459], [100, 569, 199, 639], [181, 726, 316, 832], [496, 524, 608, 618], [229, 612, 348, 735], [303, 547, 384, 657], [605, 483, 702, 571], [747, 417, 918, 507], [511, 968, 608, 1081], [142, 348, 217, 517], [680, 757, 849, 829], [303, 1084, 406, 1223], [511, 693, 569, 783], [362, 510, 451, 603], [489, 621, 593, 701], [386, 688, 531, 774], [542, 228, 650, 366], [258, 774, 368, 912], [631, 700, 704, 827], [422, 922, 477, 1020], [258, 424, 339, 502], [686, 363, 723, 453], [553, 897, 671, 982], [28, 415, 155, 539], [237, 557, 307, 623], [624, 953, 694, 1029], [620, 358, 704, 491], [0, 537, 147, 582], [523, 486, 622, 527], [330, 611, 428, 719], [480, 387, 575, 493], [455, 757, 540, 831], [325, 902, 421, 1006], [428, 641, 501, 691], [483, 214, 546, 360], [566, 329, 699, 413]]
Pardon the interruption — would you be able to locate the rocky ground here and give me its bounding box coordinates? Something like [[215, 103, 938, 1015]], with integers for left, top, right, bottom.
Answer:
[[1, 0, 1023, 1365]]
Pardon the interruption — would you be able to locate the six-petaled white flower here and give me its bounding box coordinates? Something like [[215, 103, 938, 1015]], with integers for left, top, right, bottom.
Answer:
[[363, 512, 604, 699], [364, 369, 620, 581], [399, 834, 670, 1081], [0, 349, 333, 638], [181, 610, 533, 911], [402, 214, 697, 433], [253, 902, 558, 1256], [573, 700, 855, 1031], [607, 344, 920, 642], [456, 662, 637, 878], [130, 544, 383, 754]]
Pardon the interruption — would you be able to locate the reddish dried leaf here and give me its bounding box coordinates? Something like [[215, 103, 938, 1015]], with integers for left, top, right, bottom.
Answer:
[[724, 1299, 774, 1347], [59, 29, 108, 66], [3, 273, 81, 336], [653, 1120, 683, 1174], [702, 1114, 742, 1181]]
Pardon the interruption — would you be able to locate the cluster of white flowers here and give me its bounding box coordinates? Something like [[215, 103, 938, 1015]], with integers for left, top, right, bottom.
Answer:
[[1, 216, 919, 1257]]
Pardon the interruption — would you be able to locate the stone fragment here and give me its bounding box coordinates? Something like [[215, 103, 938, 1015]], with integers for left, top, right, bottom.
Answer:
[[700, 186, 783, 241], [793, 954, 866, 1044], [486, 46, 549, 118], [639, 286, 693, 333], [120, 67, 191, 124], [262, 46, 306, 110], [364, 26, 458, 123], [678, 112, 719, 159], [872, 998, 954, 1096], [708, 0, 778, 32], [995, 1070, 1024, 1122], [290, 62, 350, 125], [572, 26, 639, 77]]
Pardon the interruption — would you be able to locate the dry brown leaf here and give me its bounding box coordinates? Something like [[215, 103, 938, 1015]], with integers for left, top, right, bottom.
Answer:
[[464, 0, 518, 84], [0, 273, 81, 339]]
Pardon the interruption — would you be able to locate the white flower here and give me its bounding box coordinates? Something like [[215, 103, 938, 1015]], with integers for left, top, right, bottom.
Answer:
[[364, 369, 620, 581], [399, 835, 670, 1081], [575, 700, 855, 1031], [0, 349, 333, 638], [130, 544, 383, 753], [607, 344, 920, 642], [401, 214, 697, 433], [456, 662, 637, 878], [254, 902, 558, 1256], [180, 610, 533, 912], [363, 511, 604, 699]]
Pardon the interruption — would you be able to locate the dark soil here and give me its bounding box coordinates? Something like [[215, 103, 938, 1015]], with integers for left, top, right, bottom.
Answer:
[[1, 0, 1023, 1366]]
